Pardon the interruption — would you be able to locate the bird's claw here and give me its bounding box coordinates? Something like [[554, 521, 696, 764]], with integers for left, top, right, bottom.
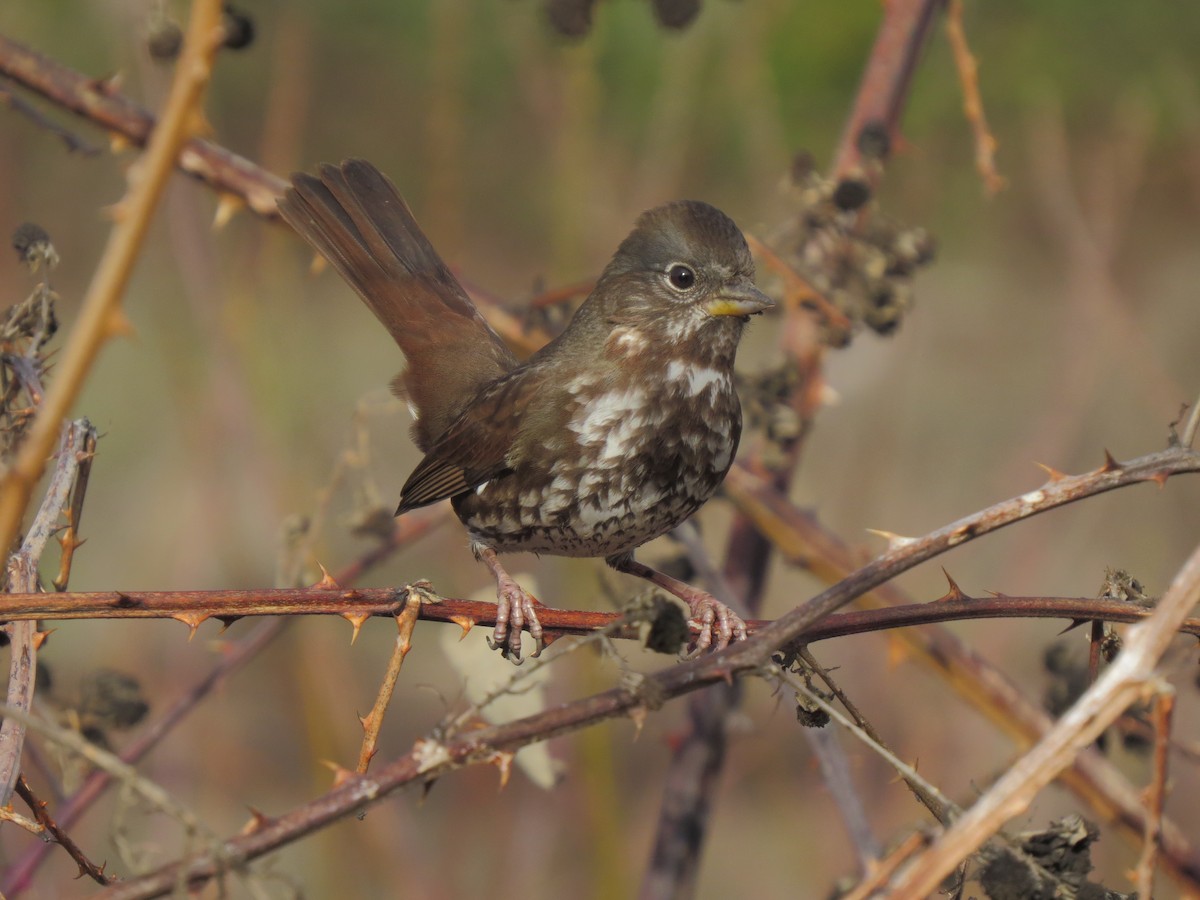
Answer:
[[488, 577, 545, 664], [683, 594, 747, 657]]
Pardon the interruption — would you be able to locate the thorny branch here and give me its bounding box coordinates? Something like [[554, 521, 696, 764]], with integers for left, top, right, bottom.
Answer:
[[85, 442, 1200, 898], [1, 586, 1198, 644], [0, 0, 226, 558], [887, 539, 1200, 896], [0, 33, 285, 216], [14, 775, 113, 886]]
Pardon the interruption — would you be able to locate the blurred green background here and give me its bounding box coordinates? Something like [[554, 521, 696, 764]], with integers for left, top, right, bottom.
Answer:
[[2, 1, 1200, 897]]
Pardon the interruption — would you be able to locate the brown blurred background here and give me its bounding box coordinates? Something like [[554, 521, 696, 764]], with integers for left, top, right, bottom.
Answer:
[[2, 1, 1200, 896]]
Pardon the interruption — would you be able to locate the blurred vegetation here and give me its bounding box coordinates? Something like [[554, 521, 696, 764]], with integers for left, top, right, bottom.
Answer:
[[2, 1, 1200, 897]]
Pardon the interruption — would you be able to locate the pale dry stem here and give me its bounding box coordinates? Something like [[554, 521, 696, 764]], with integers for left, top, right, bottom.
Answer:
[[888, 541, 1200, 896], [357, 587, 424, 773], [0, 0, 225, 555]]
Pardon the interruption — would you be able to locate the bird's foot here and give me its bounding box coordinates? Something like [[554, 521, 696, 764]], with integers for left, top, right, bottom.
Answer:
[[479, 548, 545, 663], [607, 554, 747, 656], [681, 590, 747, 656], [487, 576, 545, 663]]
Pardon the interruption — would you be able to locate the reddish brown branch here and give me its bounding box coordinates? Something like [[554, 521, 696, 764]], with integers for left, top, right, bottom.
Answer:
[[0, 33, 286, 217], [1, 586, 1197, 644], [831, 0, 947, 180]]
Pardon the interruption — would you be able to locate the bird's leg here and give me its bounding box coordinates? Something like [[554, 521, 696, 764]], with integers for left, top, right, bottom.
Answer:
[[607, 554, 747, 654], [477, 546, 545, 663]]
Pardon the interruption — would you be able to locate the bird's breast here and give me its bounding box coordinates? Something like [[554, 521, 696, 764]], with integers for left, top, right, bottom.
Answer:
[[455, 354, 741, 557]]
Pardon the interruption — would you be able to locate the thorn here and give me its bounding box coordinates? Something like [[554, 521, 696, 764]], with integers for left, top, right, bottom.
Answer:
[[240, 807, 271, 835], [170, 612, 210, 640], [215, 615, 241, 633], [308, 253, 329, 277], [358, 711, 373, 732], [488, 751, 514, 790], [628, 705, 647, 739], [720, 668, 735, 687], [1100, 449, 1124, 473], [213, 193, 244, 230], [319, 759, 356, 789], [32, 629, 52, 650], [449, 615, 476, 639], [186, 108, 214, 140], [866, 528, 916, 551], [1034, 461, 1067, 482], [312, 563, 339, 590], [420, 778, 437, 804], [1058, 619, 1088, 636], [102, 199, 127, 223], [342, 612, 369, 645], [818, 382, 841, 408], [105, 309, 137, 339], [937, 569, 968, 602], [108, 132, 131, 154], [888, 758, 920, 785], [93, 71, 123, 95], [1147, 470, 1170, 489]]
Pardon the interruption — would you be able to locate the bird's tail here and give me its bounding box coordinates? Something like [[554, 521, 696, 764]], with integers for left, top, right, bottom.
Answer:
[[279, 159, 516, 449]]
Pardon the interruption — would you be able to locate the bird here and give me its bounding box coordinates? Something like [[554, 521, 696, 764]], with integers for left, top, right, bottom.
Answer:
[[279, 160, 772, 661]]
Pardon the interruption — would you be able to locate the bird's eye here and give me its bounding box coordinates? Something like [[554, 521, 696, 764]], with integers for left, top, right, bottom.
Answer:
[[667, 263, 696, 291]]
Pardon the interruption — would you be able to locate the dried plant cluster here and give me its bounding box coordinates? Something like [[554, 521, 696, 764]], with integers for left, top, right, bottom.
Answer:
[[1, 224, 58, 462], [0, 2, 1198, 899]]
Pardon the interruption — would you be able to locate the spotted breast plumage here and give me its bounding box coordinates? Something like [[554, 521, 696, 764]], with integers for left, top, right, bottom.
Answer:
[[280, 160, 772, 661]]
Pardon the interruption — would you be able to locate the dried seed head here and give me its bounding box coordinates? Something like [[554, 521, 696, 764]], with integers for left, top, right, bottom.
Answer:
[[12, 223, 58, 272]]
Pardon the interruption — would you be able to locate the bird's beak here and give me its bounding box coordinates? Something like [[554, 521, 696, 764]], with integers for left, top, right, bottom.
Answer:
[[705, 279, 775, 318]]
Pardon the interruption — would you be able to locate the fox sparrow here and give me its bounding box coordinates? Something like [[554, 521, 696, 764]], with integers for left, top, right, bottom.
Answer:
[[279, 160, 772, 661]]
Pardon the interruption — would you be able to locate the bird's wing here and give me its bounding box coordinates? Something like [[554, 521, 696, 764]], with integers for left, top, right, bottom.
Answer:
[[396, 373, 533, 512]]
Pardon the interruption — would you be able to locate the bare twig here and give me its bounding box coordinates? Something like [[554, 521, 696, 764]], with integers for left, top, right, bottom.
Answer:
[[798, 647, 952, 826], [0, 81, 98, 155], [52, 425, 96, 591], [944, 0, 1005, 195], [840, 831, 929, 900], [804, 724, 882, 869], [0, 0, 225, 557], [1134, 691, 1175, 899], [14, 775, 113, 885], [888, 540, 1200, 896], [1, 617, 285, 895], [1182, 387, 1200, 448], [0, 33, 285, 216], [0, 705, 272, 899], [777, 664, 958, 824], [357, 587, 423, 773]]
